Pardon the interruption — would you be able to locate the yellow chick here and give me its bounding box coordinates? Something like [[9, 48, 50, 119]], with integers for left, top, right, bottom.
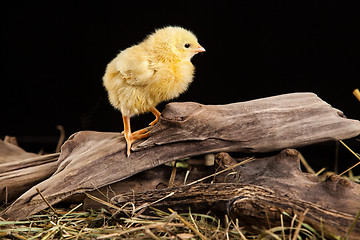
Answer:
[[103, 26, 205, 156]]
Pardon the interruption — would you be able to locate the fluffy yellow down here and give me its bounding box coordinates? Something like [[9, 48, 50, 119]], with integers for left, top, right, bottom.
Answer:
[[103, 26, 204, 117]]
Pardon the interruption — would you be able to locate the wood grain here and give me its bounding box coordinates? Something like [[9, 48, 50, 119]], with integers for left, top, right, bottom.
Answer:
[[1, 93, 360, 221], [111, 150, 360, 239]]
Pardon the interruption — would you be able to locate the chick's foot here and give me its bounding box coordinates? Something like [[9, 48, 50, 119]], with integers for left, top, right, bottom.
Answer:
[[121, 127, 151, 136], [124, 131, 150, 157], [122, 115, 151, 157]]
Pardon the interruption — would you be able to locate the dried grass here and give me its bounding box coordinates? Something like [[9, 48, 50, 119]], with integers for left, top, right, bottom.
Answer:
[[1, 204, 331, 240], [2, 138, 359, 240], [1, 138, 359, 239]]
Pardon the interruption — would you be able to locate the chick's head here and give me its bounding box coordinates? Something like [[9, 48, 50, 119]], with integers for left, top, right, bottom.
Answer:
[[144, 26, 205, 62]]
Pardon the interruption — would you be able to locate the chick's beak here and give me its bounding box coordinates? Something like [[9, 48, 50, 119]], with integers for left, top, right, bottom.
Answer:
[[194, 44, 206, 53]]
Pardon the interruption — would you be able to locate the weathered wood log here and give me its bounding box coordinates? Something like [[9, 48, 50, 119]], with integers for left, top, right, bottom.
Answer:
[[0, 138, 38, 164], [0, 153, 59, 204], [1, 93, 360, 221], [134, 92, 360, 152], [0, 139, 59, 203], [110, 149, 360, 239], [83, 163, 213, 209]]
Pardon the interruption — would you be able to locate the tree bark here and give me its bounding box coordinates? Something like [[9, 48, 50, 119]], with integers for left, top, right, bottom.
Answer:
[[1, 93, 360, 222]]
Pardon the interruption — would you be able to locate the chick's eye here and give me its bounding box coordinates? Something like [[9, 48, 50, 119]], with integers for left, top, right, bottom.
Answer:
[[184, 43, 190, 48]]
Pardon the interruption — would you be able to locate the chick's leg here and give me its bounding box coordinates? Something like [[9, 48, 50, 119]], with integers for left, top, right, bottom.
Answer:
[[149, 107, 161, 126], [122, 115, 150, 157]]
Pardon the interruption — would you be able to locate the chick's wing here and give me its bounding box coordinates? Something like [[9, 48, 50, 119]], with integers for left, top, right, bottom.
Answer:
[[115, 45, 155, 86]]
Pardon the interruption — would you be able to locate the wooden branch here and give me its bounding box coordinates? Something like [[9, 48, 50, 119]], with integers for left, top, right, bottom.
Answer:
[[0, 138, 59, 204], [110, 149, 360, 239], [1, 93, 360, 221], [134, 92, 360, 152], [83, 164, 213, 209], [0, 153, 59, 204], [112, 184, 360, 239], [0, 138, 38, 164]]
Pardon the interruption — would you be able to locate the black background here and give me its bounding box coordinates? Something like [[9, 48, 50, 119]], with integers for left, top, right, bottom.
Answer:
[[2, 1, 359, 173]]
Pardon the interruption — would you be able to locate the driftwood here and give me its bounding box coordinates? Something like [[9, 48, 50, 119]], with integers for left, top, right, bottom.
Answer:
[[0, 139, 59, 203], [111, 149, 360, 239], [1, 93, 360, 222], [0, 153, 59, 204], [83, 163, 214, 209], [0, 138, 38, 164]]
